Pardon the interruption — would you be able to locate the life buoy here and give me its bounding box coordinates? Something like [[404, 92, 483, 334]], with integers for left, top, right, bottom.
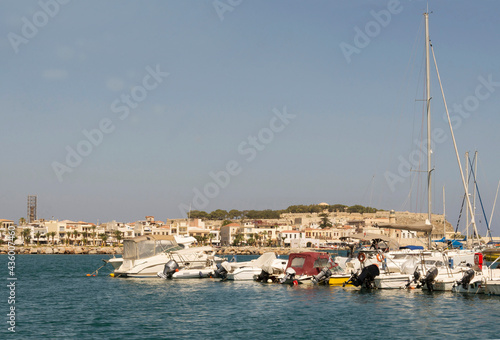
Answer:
[[376, 253, 385, 262], [358, 253, 366, 262]]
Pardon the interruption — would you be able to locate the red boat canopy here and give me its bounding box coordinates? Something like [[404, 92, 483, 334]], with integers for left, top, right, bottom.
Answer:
[[286, 252, 330, 276]]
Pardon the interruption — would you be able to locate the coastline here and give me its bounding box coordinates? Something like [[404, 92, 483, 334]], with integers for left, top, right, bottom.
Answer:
[[0, 245, 122, 255], [0, 245, 336, 256]]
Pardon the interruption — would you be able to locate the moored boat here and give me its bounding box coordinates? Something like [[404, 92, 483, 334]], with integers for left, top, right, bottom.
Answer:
[[279, 252, 331, 285], [112, 235, 223, 278]]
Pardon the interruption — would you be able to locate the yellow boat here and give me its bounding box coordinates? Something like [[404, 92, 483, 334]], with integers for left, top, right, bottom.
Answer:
[[329, 274, 352, 286], [483, 248, 500, 262]]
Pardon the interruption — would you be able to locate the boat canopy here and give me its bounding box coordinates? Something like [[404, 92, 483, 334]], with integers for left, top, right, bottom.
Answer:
[[399, 245, 424, 250], [350, 232, 393, 242], [432, 237, 463, 249], [286, 252, 330, 276], [122, 235, 181, 260]]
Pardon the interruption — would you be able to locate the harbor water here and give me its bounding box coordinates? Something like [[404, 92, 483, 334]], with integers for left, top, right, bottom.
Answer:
[[2, 254, 500, 339]]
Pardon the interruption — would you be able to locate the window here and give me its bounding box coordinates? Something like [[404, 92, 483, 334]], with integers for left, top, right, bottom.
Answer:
[[290, 257, 305, 268], [313, 258, 329, 268]]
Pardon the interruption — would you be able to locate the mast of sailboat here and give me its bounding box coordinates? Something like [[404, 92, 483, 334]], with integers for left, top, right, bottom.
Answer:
[[424, 11, 432, 249], [443, 185, 446, 239], [465, 151, 469, 245], [473, 151, 478, 242]]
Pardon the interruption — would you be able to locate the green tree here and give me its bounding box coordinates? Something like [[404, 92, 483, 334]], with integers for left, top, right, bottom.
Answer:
[[99, 233, 108, 247], [82, 231, 88, 245], [22, 228, 31, 245], [19, 217, 26, 226], [327, 204, 348, 212], [253, 233, 261, 247], [189, 210, 209, 220], [113, 230, 123, 246], [91, 225, 97, 246], [48, 232, 56, 245], [347, 205, 378, 214], [73, 230, 79, 245], [318, 213, 333, 229], [227, 209, 242, 219], [232, 234, 244, 246], [247, 238, 256, 246], [209, 209, 228, 220], [35, 231, 41, 245]]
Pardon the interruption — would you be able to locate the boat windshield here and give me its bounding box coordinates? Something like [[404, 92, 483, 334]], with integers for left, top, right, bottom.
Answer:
[[313, 258, 330, 268]]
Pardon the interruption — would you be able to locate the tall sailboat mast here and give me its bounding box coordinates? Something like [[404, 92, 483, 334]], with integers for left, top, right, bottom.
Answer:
[[425, 12, 432, 226]]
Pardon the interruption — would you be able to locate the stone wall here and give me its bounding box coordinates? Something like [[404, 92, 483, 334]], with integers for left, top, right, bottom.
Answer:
[[0, 246, 123, 255]]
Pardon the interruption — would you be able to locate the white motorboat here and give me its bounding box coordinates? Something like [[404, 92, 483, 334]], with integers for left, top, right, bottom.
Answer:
[[374, 272, 412, 289], [223, 252, 282, 281], [105, 235, 198, 271], [483, 255, 500, 295], [112, 235, 223, 278], [105, 256, 124, 270], [452, 268, 486, 294], [485, 278, 500, 295]]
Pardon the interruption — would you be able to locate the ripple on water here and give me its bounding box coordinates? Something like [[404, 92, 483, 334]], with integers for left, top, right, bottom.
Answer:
[[3, 255, 500, 339]]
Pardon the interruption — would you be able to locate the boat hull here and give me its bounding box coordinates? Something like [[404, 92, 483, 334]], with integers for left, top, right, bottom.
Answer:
[[227, 267, 262, 281], [171, 268, 214, 279], [452, 280, 485, 294], [328, 275, 351, 286], [374, 274, 412, 289]]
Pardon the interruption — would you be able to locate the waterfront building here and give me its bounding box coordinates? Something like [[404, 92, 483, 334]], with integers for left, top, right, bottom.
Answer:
[[0, 219, 14, 243], [279, 230, 304, 246], [220, 223, 241, 245]]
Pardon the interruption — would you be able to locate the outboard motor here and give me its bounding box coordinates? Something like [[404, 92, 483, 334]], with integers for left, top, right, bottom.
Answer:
[[158, 260, 179, 279], [419, 267, 438, 291], [455, 269, 475, 290], [344, 264, 380, 289], [213, 262, 229, 280], [405, 267, 421, 289], [280, 267, 296, 284], [255, 269, 271, 283], [312, 267, 332, 284]]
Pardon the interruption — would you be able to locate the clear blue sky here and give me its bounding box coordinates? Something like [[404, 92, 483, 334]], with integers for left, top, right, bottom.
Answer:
[[1, 0, 499, 236]]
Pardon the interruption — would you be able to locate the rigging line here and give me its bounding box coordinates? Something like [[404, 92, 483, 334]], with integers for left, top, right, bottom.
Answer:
[[430, 43, 481, 243], [360, 175, 375, 206], [400, 168, 418, 211], [377, 18, 424, 210], [385, 18, 424, 170], [455, 153, 476, 232], [488, 180, 500, 238], [477, 155, 495, 199], [468, 156, 493, 241]]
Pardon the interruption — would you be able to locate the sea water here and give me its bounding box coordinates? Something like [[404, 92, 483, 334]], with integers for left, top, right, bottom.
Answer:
[[1, 254, 499, 339]]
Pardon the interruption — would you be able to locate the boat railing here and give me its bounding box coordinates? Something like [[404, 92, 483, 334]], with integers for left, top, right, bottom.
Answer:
[[487, 255, 500, 279]]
